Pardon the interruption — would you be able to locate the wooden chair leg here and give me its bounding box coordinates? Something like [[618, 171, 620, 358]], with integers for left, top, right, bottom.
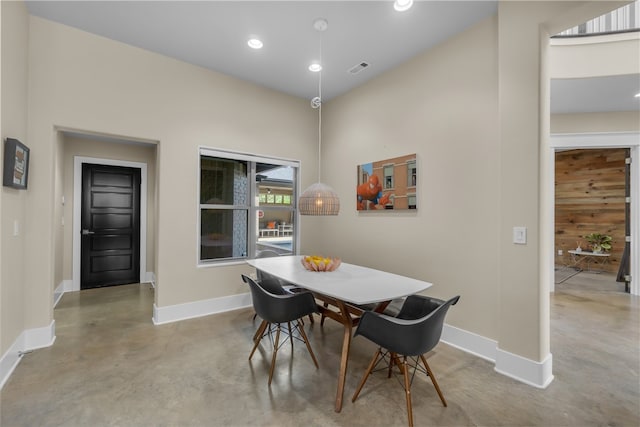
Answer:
[[308, 313, 315, 324], [249, 321, 268, 360], [389, 352, 402, 378], [253, 319, 268, 343], [352, 348, 382, 402], [400, 357, 414, 427], [296, 320, 319, 368], [268, 325, 281, 386], [420, 354, 447, 407]]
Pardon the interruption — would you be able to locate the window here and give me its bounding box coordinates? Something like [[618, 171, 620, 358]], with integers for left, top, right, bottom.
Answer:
[[407, 160, 416, 187], [199, 148, 298, 263], [408, 194, 417, 210], [384, 164, 394, 189]]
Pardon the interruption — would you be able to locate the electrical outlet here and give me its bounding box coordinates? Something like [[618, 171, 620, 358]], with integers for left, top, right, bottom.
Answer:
[[558, 249, 563, 256]]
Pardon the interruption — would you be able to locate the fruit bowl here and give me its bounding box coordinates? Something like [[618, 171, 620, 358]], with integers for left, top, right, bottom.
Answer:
[[301, 255, 341, 272]]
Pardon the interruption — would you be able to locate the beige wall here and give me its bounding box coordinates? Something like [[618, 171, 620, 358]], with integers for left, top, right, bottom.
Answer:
[[26, 16, 317, 318], [552, 111, 640, 133], [1, 0, 29, 354], [315, 17, 500, 340], [550, 31, 640, 79], [59, 135, 158, 284]]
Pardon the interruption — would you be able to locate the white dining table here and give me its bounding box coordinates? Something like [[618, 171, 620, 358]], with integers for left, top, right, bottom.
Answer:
[[246, 255, 432, 412]]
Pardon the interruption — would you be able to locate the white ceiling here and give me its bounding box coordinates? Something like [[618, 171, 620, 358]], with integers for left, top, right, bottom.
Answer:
[[25, 1, 640, 113]]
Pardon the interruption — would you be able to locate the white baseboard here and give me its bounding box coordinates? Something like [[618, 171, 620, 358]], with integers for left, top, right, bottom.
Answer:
[[6, 288, 555, 391], [151, 294, 553, 388], [143, 272, 155, 288], [495, 348, 554, 388], [152, 292, 252, 325], [441, 324, 553, 388], [0, 321, 56, 390], [441, 324, 498, 362], [53, 280, 73, 307]]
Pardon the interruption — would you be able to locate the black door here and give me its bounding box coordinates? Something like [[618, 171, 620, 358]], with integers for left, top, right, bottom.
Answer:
[[81, 163, 141, 289]]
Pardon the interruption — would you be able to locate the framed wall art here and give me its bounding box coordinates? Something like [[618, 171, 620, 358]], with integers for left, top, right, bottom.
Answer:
[[357, 153, 416, 211], [3, 138, 30, 190]]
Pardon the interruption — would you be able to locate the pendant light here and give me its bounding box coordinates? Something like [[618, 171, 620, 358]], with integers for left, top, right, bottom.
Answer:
[[299, 18, 340, 216]]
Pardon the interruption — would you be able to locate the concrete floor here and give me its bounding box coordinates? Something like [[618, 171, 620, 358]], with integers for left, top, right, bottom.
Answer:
[[1, 272, 638, 426]]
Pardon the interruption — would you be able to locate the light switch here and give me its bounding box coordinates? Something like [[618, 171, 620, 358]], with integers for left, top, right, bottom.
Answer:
[[13, 220, 19, 236], [513, 226, 526, 244]]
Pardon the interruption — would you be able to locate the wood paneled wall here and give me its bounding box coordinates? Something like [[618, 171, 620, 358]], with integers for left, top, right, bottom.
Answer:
[[555, 148, 627, 273]]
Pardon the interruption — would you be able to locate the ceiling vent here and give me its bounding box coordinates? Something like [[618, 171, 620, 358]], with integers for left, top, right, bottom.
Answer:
[[348, 62, 370, 75]]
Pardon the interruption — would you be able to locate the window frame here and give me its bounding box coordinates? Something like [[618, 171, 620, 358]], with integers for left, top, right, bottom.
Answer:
[[383, 164, 394, 189], [198, 147, 300, 266], [407, 160, 417, 188]]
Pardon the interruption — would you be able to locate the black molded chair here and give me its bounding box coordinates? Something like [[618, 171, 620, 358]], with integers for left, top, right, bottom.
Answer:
[[351, 295, 460, 427], [251, 250, 314, 326], [242, 274, 319, 385], [255, 250, 287, 291]]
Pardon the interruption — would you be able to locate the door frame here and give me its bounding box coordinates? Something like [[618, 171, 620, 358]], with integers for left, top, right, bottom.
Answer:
[[548, 132, 639, 296], [72, 156, 147, 291]]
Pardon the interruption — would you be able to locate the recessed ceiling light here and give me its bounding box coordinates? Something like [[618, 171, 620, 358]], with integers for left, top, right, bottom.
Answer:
[[394, 0, 414, 12], [309, 63, 322, 72], [635, 92, 640, 98], [247, 38, 263, 49]]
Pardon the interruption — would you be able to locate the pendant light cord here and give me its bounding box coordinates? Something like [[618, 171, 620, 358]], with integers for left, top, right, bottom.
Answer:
[[317, 37, 323, 184]]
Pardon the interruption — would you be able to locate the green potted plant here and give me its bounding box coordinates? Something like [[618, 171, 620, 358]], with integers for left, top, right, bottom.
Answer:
[[584, 233, 612, 254]]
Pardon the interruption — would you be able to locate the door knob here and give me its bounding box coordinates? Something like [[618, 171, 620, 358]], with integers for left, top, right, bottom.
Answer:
[[82, 229, 95, 235]]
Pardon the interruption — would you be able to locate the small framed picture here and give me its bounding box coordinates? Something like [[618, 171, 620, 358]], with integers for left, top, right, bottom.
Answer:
[[3, 138, 30, 190]]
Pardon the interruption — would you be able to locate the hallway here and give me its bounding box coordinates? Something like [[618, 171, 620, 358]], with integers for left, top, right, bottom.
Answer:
[[1, 276, 638, 426]]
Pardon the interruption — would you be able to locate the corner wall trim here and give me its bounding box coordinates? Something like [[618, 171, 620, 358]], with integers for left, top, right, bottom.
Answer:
[[0, 321, 56, 390], [54, 280, 73, 307], [144, 272, 156, 288], [152, 293, 252, 325], [495, 348, 554, 388]]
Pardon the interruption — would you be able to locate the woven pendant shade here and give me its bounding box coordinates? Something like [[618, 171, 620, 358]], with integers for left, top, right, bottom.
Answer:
[[299, 182, 340, 216], [298, 18, 340, 216]]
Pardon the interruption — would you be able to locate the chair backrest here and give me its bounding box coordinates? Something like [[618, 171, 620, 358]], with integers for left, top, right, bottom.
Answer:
[[255, 250, 288, 293], [241, 272, 285, 295], [409, 295, 459, 355], [241, 274, 317, 324], [356, 295, 460, 357], [256, 250, 280, 258]]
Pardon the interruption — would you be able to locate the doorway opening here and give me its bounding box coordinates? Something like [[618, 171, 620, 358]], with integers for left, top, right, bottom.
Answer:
[[549, 132, 639, 296], [72, 156, 148, 291], [554, 147, 630, 293]]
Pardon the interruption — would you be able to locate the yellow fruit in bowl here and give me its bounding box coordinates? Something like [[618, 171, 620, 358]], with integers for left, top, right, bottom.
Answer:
[[301, 255, 341, 272]]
